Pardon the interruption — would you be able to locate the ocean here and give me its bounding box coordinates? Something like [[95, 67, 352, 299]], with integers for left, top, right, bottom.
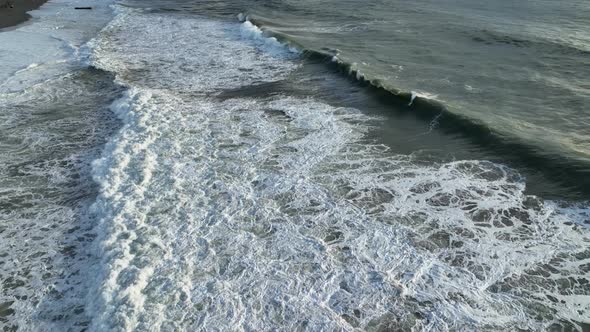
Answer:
[[0, 0, 589, 331]]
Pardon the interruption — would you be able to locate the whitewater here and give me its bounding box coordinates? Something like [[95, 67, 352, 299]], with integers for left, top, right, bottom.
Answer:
[[0, 1, 588, 331]]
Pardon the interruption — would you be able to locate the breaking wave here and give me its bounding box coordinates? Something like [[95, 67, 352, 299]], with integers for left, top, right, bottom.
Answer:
[[80, 5, 590, 331], [241, 17, 590, 197]]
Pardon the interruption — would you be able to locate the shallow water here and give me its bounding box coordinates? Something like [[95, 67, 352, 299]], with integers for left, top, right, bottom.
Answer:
[[0, 0, 589, 331], [0, 0, 121, 330]]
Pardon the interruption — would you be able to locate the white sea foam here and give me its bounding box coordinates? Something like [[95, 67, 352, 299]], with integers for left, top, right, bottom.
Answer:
[[3, 0, 587, 331], [0, 0, 114, 93], [87, 89, 590, 331], [409, 90, 440, 106], [88, 7, 299, 93], [0, 0, 122, 330], [239, 20, 300, 55], [81, 5, 590, 331]]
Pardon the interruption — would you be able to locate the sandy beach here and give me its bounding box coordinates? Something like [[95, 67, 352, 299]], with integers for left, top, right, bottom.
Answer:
[[0, 0, 47, 29]]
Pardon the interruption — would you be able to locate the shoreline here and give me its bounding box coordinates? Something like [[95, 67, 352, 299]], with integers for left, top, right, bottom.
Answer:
[[0, 0, 48, 29]]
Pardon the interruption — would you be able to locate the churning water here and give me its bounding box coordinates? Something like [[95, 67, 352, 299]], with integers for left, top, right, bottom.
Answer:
[[0, 0, 589, 331]]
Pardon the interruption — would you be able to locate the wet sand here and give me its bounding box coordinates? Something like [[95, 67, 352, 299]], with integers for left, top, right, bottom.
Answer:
[[0, 0, 47, 29]]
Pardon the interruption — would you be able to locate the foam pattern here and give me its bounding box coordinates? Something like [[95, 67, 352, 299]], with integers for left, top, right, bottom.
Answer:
[[88, 7, 299, 93], [0, 70, 122, 331], [83, 7, 590, 331], [87, 88, 590, 331], [0, 1, 121, 329], [0, 0, 114, 93]]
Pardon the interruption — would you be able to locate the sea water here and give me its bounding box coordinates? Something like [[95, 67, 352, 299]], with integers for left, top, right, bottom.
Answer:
[[0, 1, 589, 331]]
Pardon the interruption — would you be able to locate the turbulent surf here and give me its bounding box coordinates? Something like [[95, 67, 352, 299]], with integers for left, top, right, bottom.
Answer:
[[0, 0, 589, 331]]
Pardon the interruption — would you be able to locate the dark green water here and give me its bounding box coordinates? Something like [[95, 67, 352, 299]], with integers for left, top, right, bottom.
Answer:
[[136, 0, 590, 200], [248, 0, 590, 165]]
